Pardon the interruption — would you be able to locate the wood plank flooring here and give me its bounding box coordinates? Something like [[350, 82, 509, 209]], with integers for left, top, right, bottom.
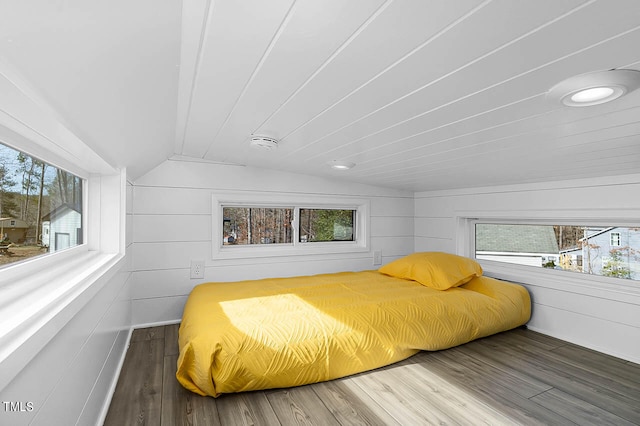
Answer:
[[104, 325, 640, 425]]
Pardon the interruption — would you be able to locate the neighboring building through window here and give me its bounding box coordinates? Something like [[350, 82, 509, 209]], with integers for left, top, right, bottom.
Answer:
[[474, 223, 640, 281], [475, 224, 560, 267], [0, 142, 83, 267]]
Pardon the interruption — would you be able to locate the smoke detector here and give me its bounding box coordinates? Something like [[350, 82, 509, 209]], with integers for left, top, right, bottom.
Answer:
[[250, 136, 279, 150]]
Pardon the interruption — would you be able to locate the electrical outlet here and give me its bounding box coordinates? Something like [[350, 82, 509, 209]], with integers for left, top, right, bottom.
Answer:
[[190, 260, 205, 279], [373, 250, 382, 265]]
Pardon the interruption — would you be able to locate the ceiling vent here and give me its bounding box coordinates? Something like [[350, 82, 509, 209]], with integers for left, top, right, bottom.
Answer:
[[250, 136, 279, 150]]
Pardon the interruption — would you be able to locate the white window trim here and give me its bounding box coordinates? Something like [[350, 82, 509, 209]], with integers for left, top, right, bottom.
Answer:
[[454, 209, 640, 303], [212, 191, 370, 259], [0, 171, 126, 392], [0, 67, 126, 391]]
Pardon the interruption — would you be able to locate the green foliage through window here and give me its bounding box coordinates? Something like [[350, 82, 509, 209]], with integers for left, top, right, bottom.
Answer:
[[299, 209, 354, 242]]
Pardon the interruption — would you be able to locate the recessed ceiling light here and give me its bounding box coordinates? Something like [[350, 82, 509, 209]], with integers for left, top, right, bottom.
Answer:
[[250, 136, 278, 150], [570, 87, 616, 103], [565, 85, 624, 106], [547, 69, 640, 107], [328, 160, 355, 170]]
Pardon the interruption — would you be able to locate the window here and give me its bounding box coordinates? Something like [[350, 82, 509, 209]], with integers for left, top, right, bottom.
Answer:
[[473, 222, 640, 281], [213, 193, 369, 258], [0, 142, 84, 267], [299, 209, 354, 242], [223, 207, 293, 245], [611, 232, 621, 246]]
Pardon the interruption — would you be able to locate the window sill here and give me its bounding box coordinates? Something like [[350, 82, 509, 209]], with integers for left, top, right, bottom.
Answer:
[[480, 260, 640, 304], [0, 249, 125, 391]]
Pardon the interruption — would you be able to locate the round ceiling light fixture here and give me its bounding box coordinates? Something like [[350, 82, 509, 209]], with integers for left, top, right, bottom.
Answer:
[[547, 69, 640, 107], [250, 136, 279, 150], [328, 160, 356, 170]]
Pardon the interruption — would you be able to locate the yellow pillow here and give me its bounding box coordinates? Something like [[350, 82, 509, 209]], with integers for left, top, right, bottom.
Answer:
[[379, 252, 482, 290]]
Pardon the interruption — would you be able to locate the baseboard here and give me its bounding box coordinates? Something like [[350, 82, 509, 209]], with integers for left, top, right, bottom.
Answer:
[[95, 320, 183, 423], [133, 318, 182, 329], [95, 327, 133, 426], [525, 324, 640, 365]]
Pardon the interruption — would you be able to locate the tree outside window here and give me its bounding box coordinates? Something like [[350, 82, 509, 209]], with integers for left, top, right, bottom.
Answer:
[[0, 143, 83, 266]]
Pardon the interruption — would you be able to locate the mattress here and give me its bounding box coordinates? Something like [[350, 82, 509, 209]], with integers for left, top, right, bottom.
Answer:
[[176, 269, 530, 397]]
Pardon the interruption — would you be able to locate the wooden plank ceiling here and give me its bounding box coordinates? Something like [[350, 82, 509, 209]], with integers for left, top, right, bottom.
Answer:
[[2, 0, 640, 191]]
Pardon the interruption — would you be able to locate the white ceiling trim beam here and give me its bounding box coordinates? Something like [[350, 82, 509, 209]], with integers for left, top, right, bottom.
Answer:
[[174, 0, 214, 156]]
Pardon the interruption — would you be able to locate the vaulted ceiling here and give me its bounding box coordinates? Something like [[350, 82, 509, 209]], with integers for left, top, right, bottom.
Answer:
[[1, 0, 640, 191]]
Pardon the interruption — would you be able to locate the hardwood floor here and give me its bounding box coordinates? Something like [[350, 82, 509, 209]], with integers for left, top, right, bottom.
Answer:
[[104, 325, 640, 425]]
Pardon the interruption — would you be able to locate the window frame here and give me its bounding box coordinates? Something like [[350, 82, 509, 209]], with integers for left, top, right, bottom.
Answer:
[[222, 206, 295, 246], [0, 143, 90, 268], [212, 192, 370, 259], [454, 209, 640, 297], [297, 208, 356, 243], [0, 139, 124, 296]]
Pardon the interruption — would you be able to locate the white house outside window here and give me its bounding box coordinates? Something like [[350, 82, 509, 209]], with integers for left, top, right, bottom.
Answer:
[[0, 142, 83, 267], [473, 222, 640, 281]]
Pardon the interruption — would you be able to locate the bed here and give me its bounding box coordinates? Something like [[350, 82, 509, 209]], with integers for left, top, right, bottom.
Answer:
[[176, 252, 531, 397]]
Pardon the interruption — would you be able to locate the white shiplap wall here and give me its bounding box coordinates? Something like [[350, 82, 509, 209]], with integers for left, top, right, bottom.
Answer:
[[0, 181, 133, 426], [415, 173, 640, 363], [131, 159, 414, 326]]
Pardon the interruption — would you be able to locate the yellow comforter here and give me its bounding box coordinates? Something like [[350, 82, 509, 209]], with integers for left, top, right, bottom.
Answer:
[[176, 271, 530, 397]]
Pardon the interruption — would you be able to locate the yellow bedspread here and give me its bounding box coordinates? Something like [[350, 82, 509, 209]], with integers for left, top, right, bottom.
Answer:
[[176, 271, 530, 397]]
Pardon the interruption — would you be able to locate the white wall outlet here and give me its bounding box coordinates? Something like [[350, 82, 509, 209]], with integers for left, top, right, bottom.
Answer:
[[373, 250, 382, 266], [190, 260, 205, 279]]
